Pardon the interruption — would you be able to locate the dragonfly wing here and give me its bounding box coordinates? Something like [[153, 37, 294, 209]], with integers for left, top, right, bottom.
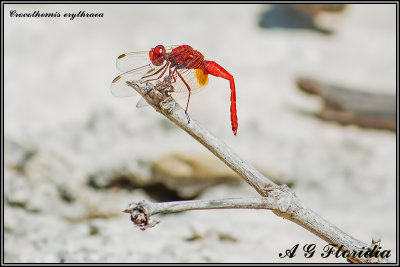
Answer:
[[170, 87, 207, 101], [116, 46, 178, 72], [116, 51, 150, 72], [110, 64, 162, 97], [135, 68, 206, 108], [136, 97, 149, 108], [170, 68, 208, 95]]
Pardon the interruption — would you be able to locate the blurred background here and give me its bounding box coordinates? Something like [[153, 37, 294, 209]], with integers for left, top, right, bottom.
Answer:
[[4, 4, 396, 263]]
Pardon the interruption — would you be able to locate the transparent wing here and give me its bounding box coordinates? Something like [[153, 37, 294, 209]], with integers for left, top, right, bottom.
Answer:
[[135, 68, 209, 108], [170, 68, 208, 94], [135, 97, 149, 108], [111, 46, 180, 97], [110, 64, 162, 97], [115, 45, 179, 72], [116, 51, 150, 73]]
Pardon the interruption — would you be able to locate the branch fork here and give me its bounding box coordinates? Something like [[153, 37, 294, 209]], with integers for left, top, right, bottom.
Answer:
[[123, 184, 294, 231]]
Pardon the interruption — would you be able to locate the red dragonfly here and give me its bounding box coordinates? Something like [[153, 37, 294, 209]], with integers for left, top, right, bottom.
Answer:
[[110, 44, 238, 136]]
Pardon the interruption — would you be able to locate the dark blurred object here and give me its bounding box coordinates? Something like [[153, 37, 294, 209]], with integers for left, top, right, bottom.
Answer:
[[88, 153, 241, 201], [296, 77, 396, 131], [150, 153, 241, 200], [88, 152, 294, 201], [259, 4, 346, 34]]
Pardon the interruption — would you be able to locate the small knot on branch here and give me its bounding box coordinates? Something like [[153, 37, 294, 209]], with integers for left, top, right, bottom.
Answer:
[[123, 201, 159, 230], [263, 184, 295, 214]]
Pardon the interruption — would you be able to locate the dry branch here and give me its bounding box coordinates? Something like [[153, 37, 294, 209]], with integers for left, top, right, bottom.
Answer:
[[122, 80, 390, 263]]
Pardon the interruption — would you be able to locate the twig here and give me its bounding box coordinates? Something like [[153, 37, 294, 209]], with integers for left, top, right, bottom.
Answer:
[[123, 81, 391, 263], [123, 196, 288, 230]]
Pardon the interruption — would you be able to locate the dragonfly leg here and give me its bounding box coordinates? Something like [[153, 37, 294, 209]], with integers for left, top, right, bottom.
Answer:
[[175, 69, 192, 123], [141, 82, 152, 97], [175, 70, 191, 114], [144, 81, 154, 92], [185, 112, 191, 123], [143, 62, 169, 82]]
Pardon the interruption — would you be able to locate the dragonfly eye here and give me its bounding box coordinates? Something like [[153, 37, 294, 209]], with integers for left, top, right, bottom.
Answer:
[[149, 45, 166, 66]]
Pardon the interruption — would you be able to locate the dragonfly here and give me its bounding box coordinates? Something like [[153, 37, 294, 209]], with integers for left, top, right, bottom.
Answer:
[[110, 44, 238, 136]]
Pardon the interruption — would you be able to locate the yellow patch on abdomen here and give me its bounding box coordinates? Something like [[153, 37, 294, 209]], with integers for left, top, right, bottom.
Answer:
[[195, 69, 209, 87]]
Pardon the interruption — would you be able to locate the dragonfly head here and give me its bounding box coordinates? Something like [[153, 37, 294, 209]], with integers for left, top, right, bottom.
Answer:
[[149, 45, 167, 66]]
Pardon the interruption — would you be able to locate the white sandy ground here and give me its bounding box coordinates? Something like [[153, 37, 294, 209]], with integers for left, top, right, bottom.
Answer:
[[3, 4, 397, 263]]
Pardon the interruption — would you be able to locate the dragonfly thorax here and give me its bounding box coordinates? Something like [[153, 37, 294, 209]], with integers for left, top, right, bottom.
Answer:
[[169, 45, 206, 70]]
